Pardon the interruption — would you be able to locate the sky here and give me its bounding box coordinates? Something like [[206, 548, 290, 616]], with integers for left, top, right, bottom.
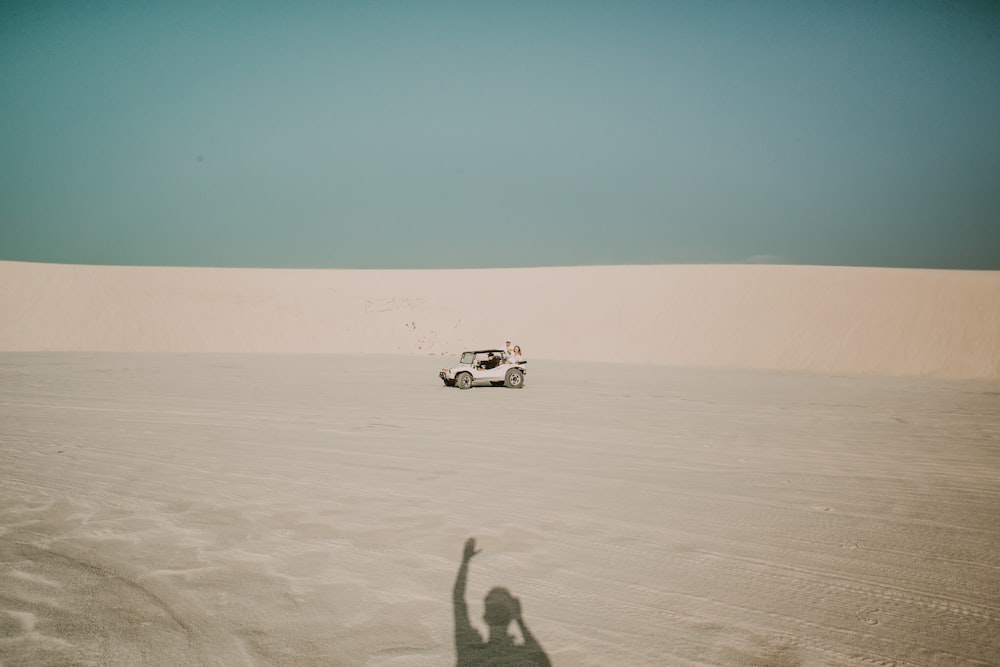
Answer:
[[2, 1, 999, 270]]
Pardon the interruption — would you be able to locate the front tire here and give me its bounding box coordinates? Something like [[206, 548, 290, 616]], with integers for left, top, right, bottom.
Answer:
[[456, 373, 473, 390], [504, 368, 524, 388]]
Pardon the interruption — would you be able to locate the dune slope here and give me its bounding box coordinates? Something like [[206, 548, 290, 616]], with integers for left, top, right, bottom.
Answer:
[[1, 261, 997, 378]]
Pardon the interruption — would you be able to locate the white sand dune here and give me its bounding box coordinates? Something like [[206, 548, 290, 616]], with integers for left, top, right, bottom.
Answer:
[[1, 261, 998, 665], [1, 261, 998, 378], [1, 354, 998, 666]]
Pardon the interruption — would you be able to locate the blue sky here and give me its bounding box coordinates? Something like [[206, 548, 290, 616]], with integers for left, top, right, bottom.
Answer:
[[2, 1, 998, 269]]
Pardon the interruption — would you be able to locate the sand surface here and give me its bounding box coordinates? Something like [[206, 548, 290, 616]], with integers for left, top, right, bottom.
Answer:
[[2, 353, 998, 666], [2, 261, 999, 378]]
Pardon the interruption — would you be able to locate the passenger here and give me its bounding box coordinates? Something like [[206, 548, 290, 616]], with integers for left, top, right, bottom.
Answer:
[[510, 345, 523, 364]]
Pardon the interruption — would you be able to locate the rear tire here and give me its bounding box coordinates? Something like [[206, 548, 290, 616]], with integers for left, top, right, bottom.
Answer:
[[457, 373, 473, 390], [504, 368, 524, 388]]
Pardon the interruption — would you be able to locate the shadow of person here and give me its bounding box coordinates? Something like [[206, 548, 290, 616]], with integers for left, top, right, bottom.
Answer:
[[453, 538, 551, 666]]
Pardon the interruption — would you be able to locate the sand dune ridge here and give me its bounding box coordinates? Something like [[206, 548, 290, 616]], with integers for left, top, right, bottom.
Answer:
[[1, 261, 997, 378]]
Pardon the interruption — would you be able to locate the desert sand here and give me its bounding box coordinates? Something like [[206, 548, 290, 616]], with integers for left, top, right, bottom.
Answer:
[[2, 354, 998, 666], [1, 262, 999, 666], [1, 261, 998, 378]]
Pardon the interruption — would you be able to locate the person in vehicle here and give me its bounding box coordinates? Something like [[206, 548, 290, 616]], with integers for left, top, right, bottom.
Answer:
[[510, 345, 524, 364], [478, 352, 500, 370]]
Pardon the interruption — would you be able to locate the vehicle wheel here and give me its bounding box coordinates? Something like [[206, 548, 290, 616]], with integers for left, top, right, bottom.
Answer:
[[442, 379, 456, 387], [504, 368, 524, 388], [456, 373, 473, 390]]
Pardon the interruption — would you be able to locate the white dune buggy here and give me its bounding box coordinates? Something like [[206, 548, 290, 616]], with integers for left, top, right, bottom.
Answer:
[[439, 350, 527, 389]]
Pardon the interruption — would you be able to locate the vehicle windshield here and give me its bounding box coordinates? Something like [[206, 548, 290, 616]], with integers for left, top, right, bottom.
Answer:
[[460, 352, 475, 364]]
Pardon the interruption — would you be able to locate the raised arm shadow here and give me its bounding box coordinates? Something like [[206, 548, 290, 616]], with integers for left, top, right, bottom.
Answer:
[[453, 537, 551, 667]]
